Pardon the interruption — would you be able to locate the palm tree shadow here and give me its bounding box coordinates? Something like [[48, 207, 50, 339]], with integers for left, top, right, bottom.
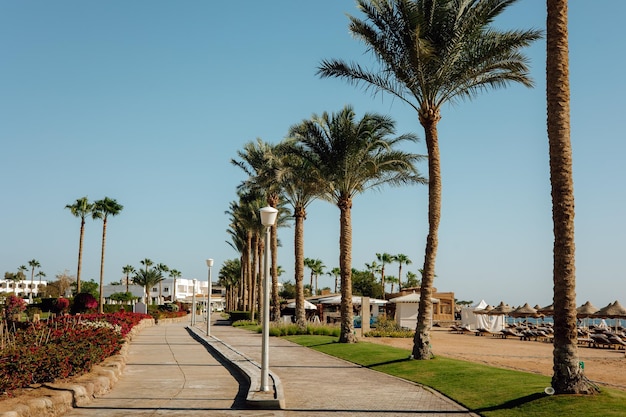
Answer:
[[475, 393, 545, 413], [365, 357, 413, 368]]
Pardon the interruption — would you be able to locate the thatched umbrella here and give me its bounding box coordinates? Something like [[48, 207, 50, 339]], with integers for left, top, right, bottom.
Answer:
[[474, 304, 493, 314], [510, 303, 539, 327], [489, 301, 513, 329], [576, 301, 599, 328], [594, 301, 626, 331], [537, 303, 554, 317]]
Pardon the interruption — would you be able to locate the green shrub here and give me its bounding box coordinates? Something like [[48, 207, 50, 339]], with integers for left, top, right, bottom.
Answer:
[[228, 311, 253, 322]]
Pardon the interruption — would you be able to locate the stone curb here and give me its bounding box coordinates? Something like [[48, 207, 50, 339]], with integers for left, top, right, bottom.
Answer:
[[186, 326, 285, 409], [0, 317, 157, 417]]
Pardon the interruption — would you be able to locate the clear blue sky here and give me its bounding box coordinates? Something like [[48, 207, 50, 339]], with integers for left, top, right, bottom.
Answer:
[[2, 1, 624, 309]]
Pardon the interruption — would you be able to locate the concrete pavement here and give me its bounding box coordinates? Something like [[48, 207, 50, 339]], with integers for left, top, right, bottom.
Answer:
[[62, 319, 475, 416]]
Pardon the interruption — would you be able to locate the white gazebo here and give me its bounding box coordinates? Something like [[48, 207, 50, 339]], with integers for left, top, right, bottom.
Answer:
[[389, 292, 440, 329]]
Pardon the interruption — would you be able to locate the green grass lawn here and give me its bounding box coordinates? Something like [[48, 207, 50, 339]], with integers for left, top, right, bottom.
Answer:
[[283, 335, 626, 417]]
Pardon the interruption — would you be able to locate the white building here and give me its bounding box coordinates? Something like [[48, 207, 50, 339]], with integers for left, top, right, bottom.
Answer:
[[0, 279, 47, 298], [115, 277, 225, 310]]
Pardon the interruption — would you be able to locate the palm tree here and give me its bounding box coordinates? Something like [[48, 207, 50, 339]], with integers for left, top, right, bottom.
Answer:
[[140, 258, 153, 274], [328, 267, 341, 294], [92, 197, 124, 313], [169, 269, 181, 302], [232, 140, 286, 323], [27, 259, 41, 301], [36, 271, 46, 293], [394, 254, 412, 291], [155, 263, 169, 305], [275, 144, 326, 329], [375, 253, 393, 297], [365, 261, 381, 287], [290, 105, 424, 343], [546, 0, 596, 395], [387, 275, 399, 293], [132, 269, 164, 305], [122, 265, 135, 293], [319, 0, 541, 358], [65, 196, 93, 293], [17, 265, 27, 295]]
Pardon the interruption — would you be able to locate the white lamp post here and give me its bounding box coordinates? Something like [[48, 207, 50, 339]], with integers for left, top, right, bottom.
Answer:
[[192, 279, 197, 326], [259, 206, 278, 392], [206, 259, 214, 336]]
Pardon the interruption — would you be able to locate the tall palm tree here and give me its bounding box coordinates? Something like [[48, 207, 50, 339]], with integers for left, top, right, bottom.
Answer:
[[232, 140, 286, 323], [28, 259, 41, 301], [65, 196, 93, 293], [375, 253, 393, 296], [169, 269, 181, 302], [93, 197, 124, 313], [311, 260, 326, 296], [140, 258, 153, 274], [319, 0, 541, 358], [394, 253, 412, 291], [276, 144, 326, 329], [36, 271, 46, 293], [290, 105, 424, 343], [122, 265, 135, 293], [546, 0, 596, 395]]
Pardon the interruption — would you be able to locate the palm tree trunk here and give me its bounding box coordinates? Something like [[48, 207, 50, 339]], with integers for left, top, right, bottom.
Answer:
[[339, 196, 356, 343], [398, 264, 403, 291], [76, 218, 85, 294], [413, 108, 442, 359], [98, 218, 107, 314], [294, 207, 307, 330], [547, 0, 596, 395]]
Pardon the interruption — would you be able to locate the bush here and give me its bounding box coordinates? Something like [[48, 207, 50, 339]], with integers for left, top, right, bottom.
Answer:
[[228, 311, 254, 322], [0, 312, 151, 393], [71, 293, 98, 314], [261, 323, 340, 337], [3, 294, 26, 322]]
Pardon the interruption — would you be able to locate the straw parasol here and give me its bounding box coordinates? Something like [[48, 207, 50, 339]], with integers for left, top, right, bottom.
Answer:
[[576, 301, 599, 318], [537, 303, 554, 317], [594, 300, 626, 318], [511, 303, 538, 318], [489, 301, 513, 315]]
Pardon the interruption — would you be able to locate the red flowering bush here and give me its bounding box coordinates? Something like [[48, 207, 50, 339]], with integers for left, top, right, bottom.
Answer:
[[3, 294, 26, 322], [53, 297, 70, 314], [71, 293, 98, 314], [0, 312, 151, 393]]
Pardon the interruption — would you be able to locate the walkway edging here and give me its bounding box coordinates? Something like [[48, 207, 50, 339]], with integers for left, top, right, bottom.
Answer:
[[186, 326, 285, 410]]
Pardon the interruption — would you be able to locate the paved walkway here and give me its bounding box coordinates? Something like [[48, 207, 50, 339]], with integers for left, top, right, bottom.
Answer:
[[63, 319, 475, 416]]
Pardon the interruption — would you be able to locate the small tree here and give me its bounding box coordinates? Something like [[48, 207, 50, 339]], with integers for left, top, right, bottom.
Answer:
[[3, 294, 26, 322]]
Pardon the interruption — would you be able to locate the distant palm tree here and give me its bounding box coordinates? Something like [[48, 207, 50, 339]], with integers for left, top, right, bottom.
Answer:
[[375, 253, 393, 296], [547, 0, 596, 395], [132, 269, 164, 305], [328, 267, 341, 294], [140, 258, 153, 274], [393, 254, 412, 291], [122, 265, 135, 294], [93, 197, 124, 313], [387, 275, 399, 294], [290, 105, 424, 343], [28, 259, 41, 301], [16, 265, 28, 295], [319, 0, 541, 358], [169, 269, 181, 302], [65, 196, 93, 293], [36, 271, 46, 290], [155, 263, 169, 304]]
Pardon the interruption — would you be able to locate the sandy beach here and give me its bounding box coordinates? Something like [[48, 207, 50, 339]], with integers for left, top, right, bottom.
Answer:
[[363, 327, 626, 391]]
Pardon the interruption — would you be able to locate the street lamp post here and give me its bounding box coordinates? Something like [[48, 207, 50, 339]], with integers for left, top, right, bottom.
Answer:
[[192, 279, 197, 326], [206, 259, 214, 336], [259, 206, 278, 392]]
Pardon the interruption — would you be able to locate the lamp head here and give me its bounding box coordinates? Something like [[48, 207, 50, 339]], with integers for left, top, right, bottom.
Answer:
[[259, 206, 278, 227], [206, 259, 214, 267]]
